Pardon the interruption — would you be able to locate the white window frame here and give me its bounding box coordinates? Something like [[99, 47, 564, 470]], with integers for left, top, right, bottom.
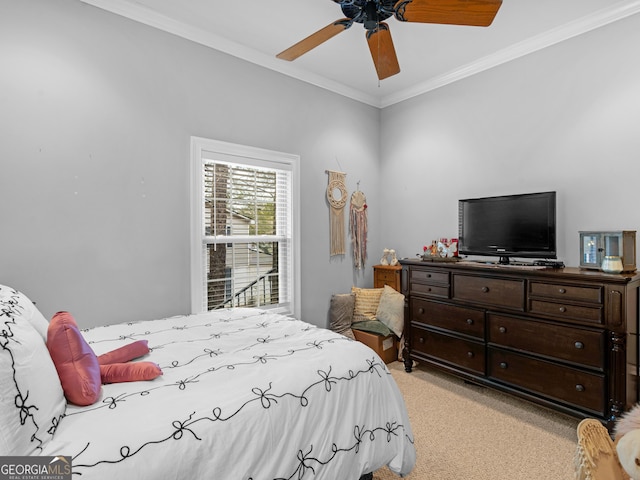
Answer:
[[190, 137, 300, 318]]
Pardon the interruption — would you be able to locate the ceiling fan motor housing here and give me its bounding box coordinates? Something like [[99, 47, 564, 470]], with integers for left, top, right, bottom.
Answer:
[[340, 0, 395, 30]]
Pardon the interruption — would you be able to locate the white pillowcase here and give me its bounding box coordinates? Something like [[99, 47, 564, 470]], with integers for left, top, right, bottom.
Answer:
[[0, 285, 66, 455], [376, 285, 405, 338], [0, 285, 50, 340]]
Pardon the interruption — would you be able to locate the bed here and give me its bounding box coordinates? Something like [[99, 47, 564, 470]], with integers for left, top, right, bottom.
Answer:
[[0, 285, 415, 479]]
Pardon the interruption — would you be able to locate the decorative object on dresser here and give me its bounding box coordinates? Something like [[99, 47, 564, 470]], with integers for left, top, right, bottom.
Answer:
[[437, 240, 458, 258], [602, 256, 625, 274], [420, 239, 460, 262], [373, 264, 402, 292], [580, 231, 636, 272], [399, 258, 640, 430]]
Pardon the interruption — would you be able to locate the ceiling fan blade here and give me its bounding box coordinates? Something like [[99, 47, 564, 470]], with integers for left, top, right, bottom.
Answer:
[[276, 18, 353, 61], [366, 23, 400, 81], [394, 0, 502, 27]]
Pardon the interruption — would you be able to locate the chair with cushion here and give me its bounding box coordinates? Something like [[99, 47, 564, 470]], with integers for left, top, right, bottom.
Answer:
[[328, 286, 405, 363]]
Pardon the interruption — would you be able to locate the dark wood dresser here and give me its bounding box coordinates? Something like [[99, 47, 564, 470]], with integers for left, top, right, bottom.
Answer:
[[400, 258, 640, 428]]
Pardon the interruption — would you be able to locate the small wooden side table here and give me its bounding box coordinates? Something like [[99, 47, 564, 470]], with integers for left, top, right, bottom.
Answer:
[[373, 264, 402, 292]]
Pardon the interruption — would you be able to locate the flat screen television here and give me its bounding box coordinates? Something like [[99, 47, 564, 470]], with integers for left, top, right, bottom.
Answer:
[[458, 191, 556, 264]]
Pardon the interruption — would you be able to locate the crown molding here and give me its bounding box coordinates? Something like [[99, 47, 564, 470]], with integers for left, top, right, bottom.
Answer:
[[79, 0, 381, 107], [380, 0, 640, 107], [81, 0, 640, 109]]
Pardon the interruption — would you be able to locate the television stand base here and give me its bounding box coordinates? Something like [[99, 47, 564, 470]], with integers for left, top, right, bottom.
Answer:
[[496, 257, 539, 266]]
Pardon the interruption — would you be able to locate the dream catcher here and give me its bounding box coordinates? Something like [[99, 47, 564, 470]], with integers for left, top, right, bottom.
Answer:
[[350, 187, 368, 269], [326, 170, 348, 256]]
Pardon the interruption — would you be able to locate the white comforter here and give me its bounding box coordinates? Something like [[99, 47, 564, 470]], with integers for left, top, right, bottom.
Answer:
[[41, 308, 415, 479]]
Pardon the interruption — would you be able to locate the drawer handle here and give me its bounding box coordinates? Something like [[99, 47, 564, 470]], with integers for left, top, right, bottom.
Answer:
[[575, 341, 584, 349], [466, 318, 474, 325], [558, 288, 566, 294], [481, 286, 489, 293], [575, 384, 585, 392], [418, 307, 425, 314], [498, 326, 507, 334], [559, 306, 567, 313], [419, 337, 425, 344], [467, 351, 474, 358], [426, 273, 432, 278], [499, 362, 508, 369], [427, 287, 432, 292]]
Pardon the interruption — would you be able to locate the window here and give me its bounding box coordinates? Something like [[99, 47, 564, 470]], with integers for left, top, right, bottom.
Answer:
[[190, 137, 300, 317]]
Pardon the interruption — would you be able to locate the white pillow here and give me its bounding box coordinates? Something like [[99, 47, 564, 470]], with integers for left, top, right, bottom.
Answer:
[[0, 285, 49, 340], [376, 285, 405, 338], [0, 285, 66, 455]]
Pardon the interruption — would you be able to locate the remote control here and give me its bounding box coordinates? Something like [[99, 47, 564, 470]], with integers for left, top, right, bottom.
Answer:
[[533, 260, 565, 268]]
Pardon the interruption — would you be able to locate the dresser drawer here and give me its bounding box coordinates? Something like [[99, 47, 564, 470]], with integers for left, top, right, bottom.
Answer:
[[488, 349, 605, 414], [411, 326, 485, 375], [453, 274, 525, 310], [412, 298, 485, 338], [529, 300, 603, 325], [410, 268, 449, 285], [488, 314, 605, 369], [411, 283, 450, 299], [376, 269, 398, 283], [529, 282, 603, 304]]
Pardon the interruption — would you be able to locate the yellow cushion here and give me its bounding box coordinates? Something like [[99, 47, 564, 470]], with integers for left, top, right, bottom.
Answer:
[[351, 287, 384, 323]]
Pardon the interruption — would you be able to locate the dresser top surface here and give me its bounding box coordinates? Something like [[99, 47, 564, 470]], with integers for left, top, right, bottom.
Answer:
[[399, 258, 640, 285]]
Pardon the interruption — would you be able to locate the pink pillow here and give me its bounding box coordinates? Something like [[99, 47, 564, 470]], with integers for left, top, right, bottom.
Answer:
[[100, 362, 163, 384], [47, 312, 101, 406], [97, 340, 149, 365]]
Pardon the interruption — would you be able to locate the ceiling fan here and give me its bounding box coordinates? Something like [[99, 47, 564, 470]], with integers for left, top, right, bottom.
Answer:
[[276, 0, 503, 80]]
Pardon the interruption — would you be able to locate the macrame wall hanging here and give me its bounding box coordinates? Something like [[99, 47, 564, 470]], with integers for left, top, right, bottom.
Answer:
[[350, 186, 368, 269], [326, 170, 347, 256]]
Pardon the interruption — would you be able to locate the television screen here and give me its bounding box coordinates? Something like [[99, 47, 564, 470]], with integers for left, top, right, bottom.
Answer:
[[458, 191, 556, 262]]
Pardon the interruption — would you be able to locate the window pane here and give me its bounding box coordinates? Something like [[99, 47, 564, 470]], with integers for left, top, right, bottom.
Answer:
[[204, 164, 278, 237], [205, 242, 280, 310]]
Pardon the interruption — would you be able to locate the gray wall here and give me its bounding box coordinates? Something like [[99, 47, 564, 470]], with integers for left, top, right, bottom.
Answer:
[[3, 1, 639, 329], [380, 13, 640, 264], [0, 0, 380, 328]]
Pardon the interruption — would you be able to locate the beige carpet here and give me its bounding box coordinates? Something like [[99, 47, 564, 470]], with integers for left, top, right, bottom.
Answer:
[[375, 362, 580, 480]]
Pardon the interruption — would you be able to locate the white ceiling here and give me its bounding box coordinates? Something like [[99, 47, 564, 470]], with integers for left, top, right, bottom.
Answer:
[[81, 0, 640, 107]]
